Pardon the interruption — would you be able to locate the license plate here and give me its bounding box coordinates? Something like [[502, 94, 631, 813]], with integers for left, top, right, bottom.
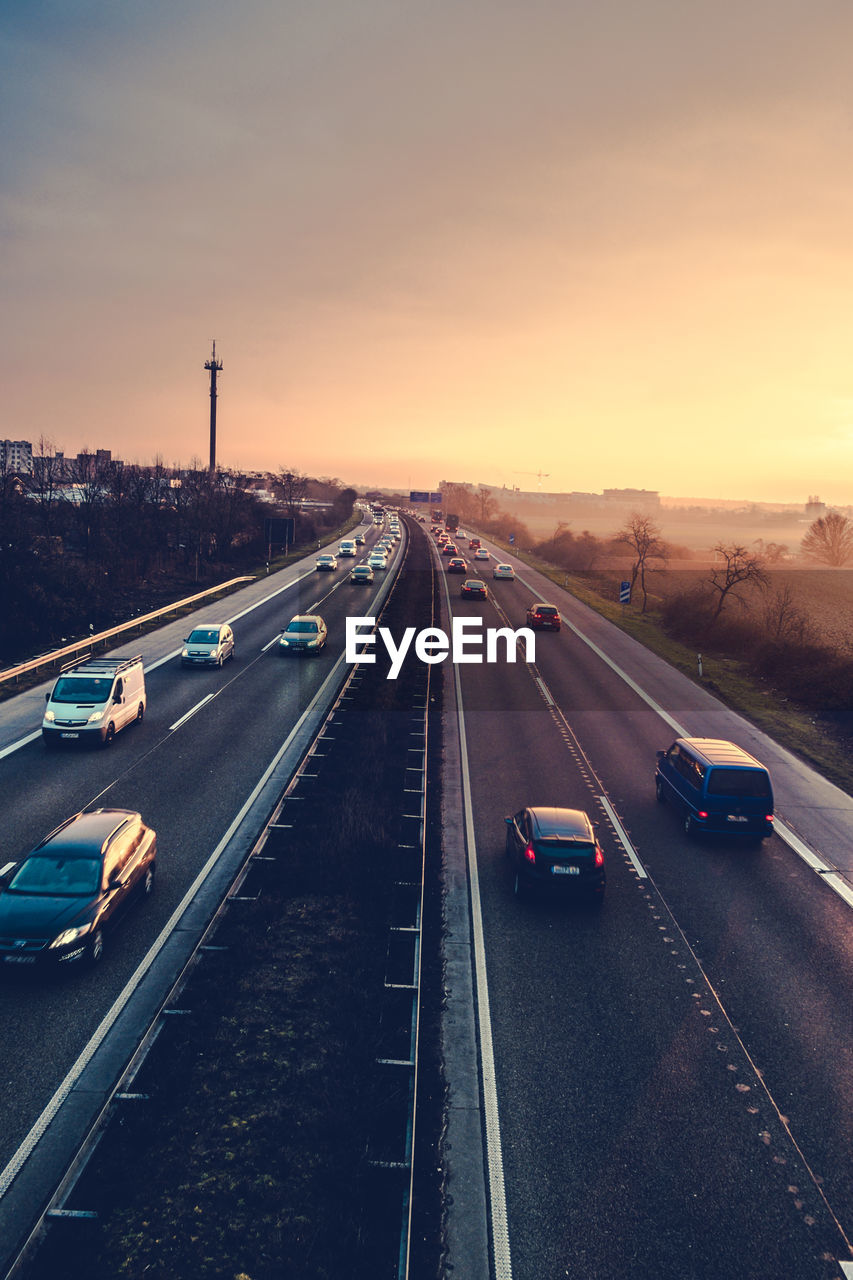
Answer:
[[60, 732, 79, 739], [4, 954, 36, 964], [727, 815, 749, 823], [552, 864, 580, 875]]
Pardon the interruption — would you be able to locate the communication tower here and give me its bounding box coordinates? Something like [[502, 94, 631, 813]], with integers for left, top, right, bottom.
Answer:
[[204, 340, 223, 473]]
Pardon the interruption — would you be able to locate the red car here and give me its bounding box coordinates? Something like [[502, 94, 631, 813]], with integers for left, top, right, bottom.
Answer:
[[526, 602, 561, 631], [461, 579, 487, 599], [468, 538, 481, 549], [447, 557, 468, 574]]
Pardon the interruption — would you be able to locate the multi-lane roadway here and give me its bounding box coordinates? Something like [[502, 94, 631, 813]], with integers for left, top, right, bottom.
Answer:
[[0, 518, 400, 1267], [437, 531, 853, 1279], [1, 513, 852, 1279]]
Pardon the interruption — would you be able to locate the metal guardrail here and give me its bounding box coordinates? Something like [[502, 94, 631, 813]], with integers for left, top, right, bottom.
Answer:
[[0, 576, 255, 689]]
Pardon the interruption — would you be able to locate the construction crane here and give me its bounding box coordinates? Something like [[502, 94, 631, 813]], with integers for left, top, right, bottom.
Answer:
[[513, 470, 550, 488]]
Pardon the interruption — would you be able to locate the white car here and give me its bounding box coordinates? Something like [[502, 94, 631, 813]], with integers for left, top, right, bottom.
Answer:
[[315, 554, 338, 571], [474, 548, 490, 561], [368, 553, 388, 570], [492, 563, 515, 580]]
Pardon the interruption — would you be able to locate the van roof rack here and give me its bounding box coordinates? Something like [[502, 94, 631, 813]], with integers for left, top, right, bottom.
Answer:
[[59, 654, 142, 676]]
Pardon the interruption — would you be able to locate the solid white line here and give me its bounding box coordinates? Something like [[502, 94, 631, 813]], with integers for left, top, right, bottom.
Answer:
[[452, 651, 513, 1275], [0, 731, 41, 760], [597, 795, 648, 879], [839, 1261, 853, 1278], [169, 693, 216, 731], [0, 651, 351, 1201]]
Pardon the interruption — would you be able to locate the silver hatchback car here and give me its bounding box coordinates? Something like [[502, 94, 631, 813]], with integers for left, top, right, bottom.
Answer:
[[181, 623, 235, 668]]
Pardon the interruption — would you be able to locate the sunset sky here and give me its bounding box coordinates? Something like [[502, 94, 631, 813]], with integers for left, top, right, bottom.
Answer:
[[4, 1, 853, 504]]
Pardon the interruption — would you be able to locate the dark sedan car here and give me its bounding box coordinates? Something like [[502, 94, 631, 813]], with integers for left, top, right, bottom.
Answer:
[[505, 806, 605, 903], [526, 602, 561, 631], [0, 808, 157, 968], [460, 578, 487, 599], [446, 557, 468, 574]]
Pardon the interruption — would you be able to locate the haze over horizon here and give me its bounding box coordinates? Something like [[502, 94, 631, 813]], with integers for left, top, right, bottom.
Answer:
[[4, 2, 853, 508]]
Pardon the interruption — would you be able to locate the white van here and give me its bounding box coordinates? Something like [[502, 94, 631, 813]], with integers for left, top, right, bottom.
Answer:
[[338, 539, 357, 557], [42, 655, 146, 747]]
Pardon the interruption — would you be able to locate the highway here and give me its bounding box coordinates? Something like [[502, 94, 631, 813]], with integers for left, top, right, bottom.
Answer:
[[1, 513, 852, 1278], [0, 518, 400, 1265], [438, 532, 853, 1278]]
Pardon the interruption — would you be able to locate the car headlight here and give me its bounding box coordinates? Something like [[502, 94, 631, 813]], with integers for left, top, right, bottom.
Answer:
[[44, 710, 55, 722], [88, 709, 107, 722], [181, 647, 190, 657], [49, 922, 92, 949]]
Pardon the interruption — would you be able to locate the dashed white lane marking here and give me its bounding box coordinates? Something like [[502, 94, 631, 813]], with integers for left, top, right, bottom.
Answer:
[[535, 676, 554, 707], [597, 794, 648, 879], [169, 693, 217, 731]]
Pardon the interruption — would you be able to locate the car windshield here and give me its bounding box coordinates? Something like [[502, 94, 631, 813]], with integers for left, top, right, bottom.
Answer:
[[706, 769, 771, 797], [51, 676, 113, 703], [8, 855, 101, 897], [535, 606, 557, 615], [287, 621, 318, 634], [188, 629, 221, 644]]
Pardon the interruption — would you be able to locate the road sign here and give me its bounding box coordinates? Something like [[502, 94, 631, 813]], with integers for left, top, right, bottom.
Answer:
[[508, 533, 515, 545], [620, 581, 631, 603], [409, 490, 430, 503]]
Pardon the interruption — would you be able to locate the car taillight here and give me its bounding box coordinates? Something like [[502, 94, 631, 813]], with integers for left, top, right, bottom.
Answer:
[[697, 811, 708, 820], [594, 844, 604, 867], [766, 814, 774, 823], [523, 843, 536, 865]]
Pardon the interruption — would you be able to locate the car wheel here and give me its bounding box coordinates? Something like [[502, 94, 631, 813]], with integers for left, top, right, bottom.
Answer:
[[142, 865, 155, 896], [104, 723, 115, 747], [655, 778, 665, 804], [88, 927, 104, 964], [217, 653, 224, 668], [684, 814, 695, 838], [513, 872, 526, 900], [136, 703, 145, 724]]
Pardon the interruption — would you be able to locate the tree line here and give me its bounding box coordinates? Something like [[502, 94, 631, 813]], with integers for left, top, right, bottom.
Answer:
[[0, 444, 355, 663]]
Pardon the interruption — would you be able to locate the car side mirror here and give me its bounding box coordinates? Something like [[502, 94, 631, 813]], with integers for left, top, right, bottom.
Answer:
[[656, 750, 665, 763], [45, 692, 50, 702], [505, 816, 512, 826]]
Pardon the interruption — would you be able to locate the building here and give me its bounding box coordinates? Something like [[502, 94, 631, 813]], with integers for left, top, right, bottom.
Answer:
[[0, 440, 33, 475]]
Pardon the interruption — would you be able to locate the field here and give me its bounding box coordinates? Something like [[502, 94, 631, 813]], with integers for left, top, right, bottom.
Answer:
[[639, 567, 853, 655]]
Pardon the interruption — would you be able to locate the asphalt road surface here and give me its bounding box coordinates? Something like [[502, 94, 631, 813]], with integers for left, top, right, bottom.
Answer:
[[439, 537, 853, 1279]]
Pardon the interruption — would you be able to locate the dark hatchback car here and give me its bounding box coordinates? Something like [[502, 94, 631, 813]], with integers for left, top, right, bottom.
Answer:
[[446, 557, 468, 574], [526, 603, 561, 631], [0, 809, 157, 968], [505, 806, 605, 903], [460, 578, 487, 599]]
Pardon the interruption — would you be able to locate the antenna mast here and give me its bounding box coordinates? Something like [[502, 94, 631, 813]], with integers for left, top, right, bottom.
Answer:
[[204, 340, 223, 473]]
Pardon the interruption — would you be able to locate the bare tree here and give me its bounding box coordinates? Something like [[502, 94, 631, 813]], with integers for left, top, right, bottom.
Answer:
[[800, 511, 853, 566], [761, 583, 811, 644], [276, 467, 309, 517], [476, 486, 497, 523], [615, 512, 667, 612], [708, 544, 769, 620]]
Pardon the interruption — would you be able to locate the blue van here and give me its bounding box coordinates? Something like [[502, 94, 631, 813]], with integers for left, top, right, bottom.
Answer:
[[655, 738, 774, 840]]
